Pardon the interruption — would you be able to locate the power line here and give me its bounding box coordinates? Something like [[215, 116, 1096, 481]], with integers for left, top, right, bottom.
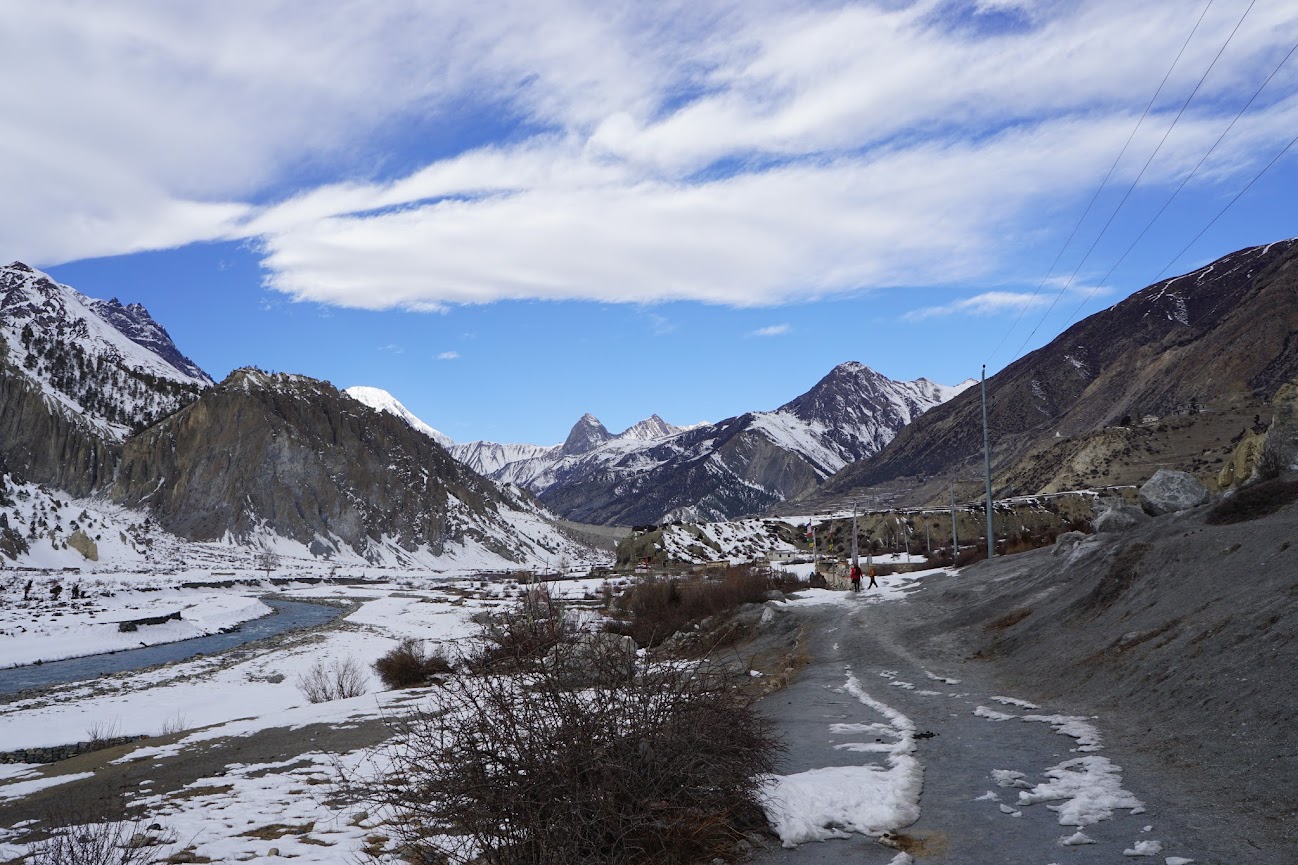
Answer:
[[1057, 33, 1298, 329], [1152, 125, 1298, 283], [982, 0, 1215, 368], [1009, 0, 1256, 362]]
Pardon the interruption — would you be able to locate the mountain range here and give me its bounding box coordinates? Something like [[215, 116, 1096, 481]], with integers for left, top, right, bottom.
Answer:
[[354, 363, 973, 525], [3, 234, 1294, 569]]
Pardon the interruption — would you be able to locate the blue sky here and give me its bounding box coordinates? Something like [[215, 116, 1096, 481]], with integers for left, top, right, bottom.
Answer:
[[7, 0, 1298, 444]]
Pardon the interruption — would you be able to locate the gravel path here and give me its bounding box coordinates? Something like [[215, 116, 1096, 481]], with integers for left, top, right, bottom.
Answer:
[[751, 589, 1273, 864]]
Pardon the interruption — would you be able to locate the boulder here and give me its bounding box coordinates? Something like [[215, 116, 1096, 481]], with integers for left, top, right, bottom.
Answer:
[[1264, 381, 1298, 474], [1052, 530, 1087, 557], [1139, 469, 1210, 516], [1093, 504, 1150, 534], [1218, 431, 1264, 488], [543, 632, 637, 688], [68, 528, 99, 561]]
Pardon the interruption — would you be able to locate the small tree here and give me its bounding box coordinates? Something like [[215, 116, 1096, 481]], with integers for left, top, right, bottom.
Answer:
[[256, 549, 281, 578]]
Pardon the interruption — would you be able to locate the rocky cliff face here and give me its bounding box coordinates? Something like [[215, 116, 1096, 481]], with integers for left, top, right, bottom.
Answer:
[[816, 238, 1298, 507], [110, 369, 569, 563]]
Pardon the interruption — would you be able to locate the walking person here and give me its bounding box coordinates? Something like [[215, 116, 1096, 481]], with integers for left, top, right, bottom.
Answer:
[[867, 566, 878, 590], [850, 562, 862, 592]]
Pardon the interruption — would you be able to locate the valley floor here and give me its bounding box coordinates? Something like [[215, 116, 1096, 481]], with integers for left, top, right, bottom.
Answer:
[[2, 497, 1295, 863]]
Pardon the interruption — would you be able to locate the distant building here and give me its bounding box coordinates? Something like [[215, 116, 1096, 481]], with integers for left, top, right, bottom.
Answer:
[[1141, 415, 1160, 425]]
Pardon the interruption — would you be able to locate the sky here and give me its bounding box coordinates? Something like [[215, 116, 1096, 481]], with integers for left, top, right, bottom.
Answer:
[[6, 0, 1298, 445]]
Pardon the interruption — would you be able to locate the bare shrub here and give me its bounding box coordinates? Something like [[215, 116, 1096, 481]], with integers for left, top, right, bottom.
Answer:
[[28, 815, 173, 865], [158, 713, 189, 737], [363, 643, 781, 865], [296, 656, 367, 703], [473, 583, 578, 670], [373, 639, 452, 689], [84, 717, 121, 751], [1207, 478, 1298, 525], [610, 567, 773, 648]]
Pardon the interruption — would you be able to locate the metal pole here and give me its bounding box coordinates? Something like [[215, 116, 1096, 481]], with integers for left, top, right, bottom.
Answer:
[[982, 365, 995, 559], [950, 483, 959, 564], [851, 501, 859, 569]]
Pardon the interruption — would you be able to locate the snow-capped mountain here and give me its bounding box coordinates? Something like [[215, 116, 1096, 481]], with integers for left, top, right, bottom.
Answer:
[[344, 385, 455, 448], [445, 363, 971, 525], [0, 261, 211, 440]]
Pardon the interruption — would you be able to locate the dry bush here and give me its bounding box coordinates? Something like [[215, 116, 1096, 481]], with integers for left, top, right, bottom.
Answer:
[[296, 656, 367, 703], [364, 642, 781, 865], [1206, 477, 1298, 525], [474, 583, 578, 671], [84, 717, 121, 751], [767, 569, 811, 593], [610, 568, 773, 648], [373, 638, 452, 689]]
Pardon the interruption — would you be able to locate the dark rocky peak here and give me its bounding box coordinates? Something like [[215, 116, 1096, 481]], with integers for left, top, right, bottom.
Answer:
[[87, 296, 212, 384], [561, 412, 612, 456], [780, 361, 893, 422]]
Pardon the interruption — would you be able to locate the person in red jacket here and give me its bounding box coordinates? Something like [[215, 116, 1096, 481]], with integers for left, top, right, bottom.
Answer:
[[849, 563, 862, 592]]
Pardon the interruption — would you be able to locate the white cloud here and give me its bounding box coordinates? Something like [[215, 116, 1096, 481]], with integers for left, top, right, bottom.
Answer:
[[436, 351, 461, 360], [751, 324, 791, 336], [905, 291, 1050, 321], [7, 0, 1298, 308]]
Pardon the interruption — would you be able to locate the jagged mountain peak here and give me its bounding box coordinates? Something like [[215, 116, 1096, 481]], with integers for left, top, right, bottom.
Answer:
[[617, 414, 681, 442], [561, 413, 612, 455], [344, 385, 455, 448]]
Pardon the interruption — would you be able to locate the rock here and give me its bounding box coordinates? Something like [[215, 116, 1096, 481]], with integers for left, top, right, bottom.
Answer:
[[543, 633, 637, 688], [1139, 469, 1210, 516], [1052, 531, 1088, 556], [1265, 380, 1298, 473], [1219, 430, 1264, 488], [1093, 504, 1150, 533], [67, 528, 99, 561], [763, 590, 785, 602]]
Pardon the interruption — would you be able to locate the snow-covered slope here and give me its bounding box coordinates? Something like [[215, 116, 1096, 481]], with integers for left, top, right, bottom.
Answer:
[[0, 470, 600, 574], [0, 261, 211, 439], [344, 385, 455, 448]]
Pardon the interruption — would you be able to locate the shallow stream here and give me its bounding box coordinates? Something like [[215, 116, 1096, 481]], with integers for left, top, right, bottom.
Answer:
[[0, 598, 343, 696]]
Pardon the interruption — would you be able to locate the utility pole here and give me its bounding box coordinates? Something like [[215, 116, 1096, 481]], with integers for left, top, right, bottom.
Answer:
[[981, 364, 995, 560], [950, 483, 959, 565], [851, 501, 859, 571]]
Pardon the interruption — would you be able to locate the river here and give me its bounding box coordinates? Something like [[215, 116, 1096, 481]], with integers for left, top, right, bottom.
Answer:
[[0, 598, 344, 696]]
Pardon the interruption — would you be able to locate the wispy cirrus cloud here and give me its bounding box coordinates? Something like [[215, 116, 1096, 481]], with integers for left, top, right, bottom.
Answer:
[[8, 0, 1298, 310], [436, 350, 461, 360], [750, 323, 790, 337]]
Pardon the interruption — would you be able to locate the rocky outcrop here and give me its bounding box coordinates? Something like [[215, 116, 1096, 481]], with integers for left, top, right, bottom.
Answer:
[[1219, 430, 1265, 488], [1139, 469, 1211, 516], [109, 369, 542, 562], [1266, 380, 1298, 473], [67, 528, 99, 561]]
